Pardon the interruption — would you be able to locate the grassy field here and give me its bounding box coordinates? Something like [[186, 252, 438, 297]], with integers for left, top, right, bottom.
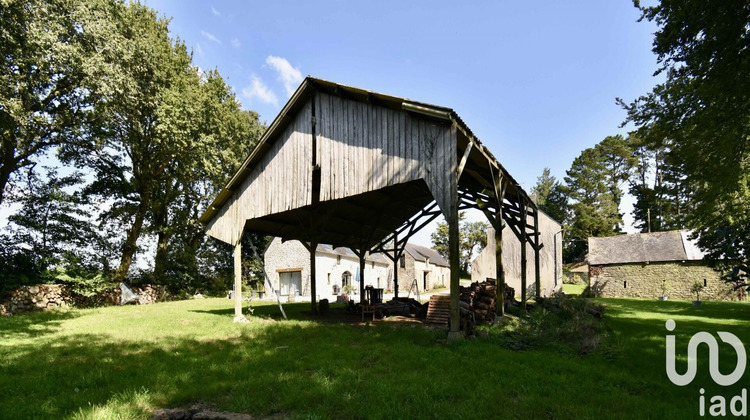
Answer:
[[1, 297, 748, 419], [562, 282, 587, 296]]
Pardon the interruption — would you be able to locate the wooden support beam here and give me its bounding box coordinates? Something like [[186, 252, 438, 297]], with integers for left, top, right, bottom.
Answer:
[[495, 215, 504, 318], [233, 240, 246, 322], [533, 209, 541, 298], [456, 142, 474, 181], [358, 252, 366, 305], [520, 195, 528, 312], [490, 167, 506, 318], [310, 240, 318, 314], [393, 232, 400, 299]]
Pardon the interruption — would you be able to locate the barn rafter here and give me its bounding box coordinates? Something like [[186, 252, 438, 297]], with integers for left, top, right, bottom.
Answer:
[[200, 77, 542, 336]]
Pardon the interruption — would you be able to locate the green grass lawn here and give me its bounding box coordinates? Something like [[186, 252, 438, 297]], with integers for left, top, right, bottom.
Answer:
[[562, 282, 587, 295], [1, 297, 748, 419]]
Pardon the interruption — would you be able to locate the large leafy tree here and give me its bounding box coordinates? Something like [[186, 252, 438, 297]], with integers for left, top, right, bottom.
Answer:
[[431, 212, 488, 275], [621, 0, 750, 273], [0, 168, 106, 290], [0, 0, 107, 204], [149, 71, 263, 291]]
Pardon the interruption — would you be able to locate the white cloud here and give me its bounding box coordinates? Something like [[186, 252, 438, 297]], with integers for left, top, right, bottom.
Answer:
[[265, 56, 303, 96], [211, 6, 220, 16], [231, 38, 241, 49], [242, 75, 278, 106], [201, 30, 221, 44], [194, 43, 204, 56]]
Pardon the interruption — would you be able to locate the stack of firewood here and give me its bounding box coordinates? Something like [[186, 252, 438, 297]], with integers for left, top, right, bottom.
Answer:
[[460, 281, 496, 322], [459, 280, 516, 323]]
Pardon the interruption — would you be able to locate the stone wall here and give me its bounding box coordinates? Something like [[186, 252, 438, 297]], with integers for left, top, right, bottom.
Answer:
[[0, 283, 163, 317], [397, 252, 417, 293], [589, 261, 739, 301]]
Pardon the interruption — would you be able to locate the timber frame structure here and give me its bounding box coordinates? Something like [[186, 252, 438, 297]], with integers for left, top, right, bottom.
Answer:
[[199, 77, 543, 336]]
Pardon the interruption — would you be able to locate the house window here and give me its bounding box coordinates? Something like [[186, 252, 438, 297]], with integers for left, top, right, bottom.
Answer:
[[337, 255, 341, 264], [623, 281, 627, 289], [342, 271, 352, 288], [400, 255, 406, 268], [278, 271, 302, 296], [704, 278, 707, 287], [371, 261, 375, 269], [327, 273, 331, 284]]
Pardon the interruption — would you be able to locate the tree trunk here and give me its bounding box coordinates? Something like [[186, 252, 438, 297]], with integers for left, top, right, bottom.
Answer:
[[114, 191, 150, 283], [153, 230, 171, 279], [0, 145, 18, 206]]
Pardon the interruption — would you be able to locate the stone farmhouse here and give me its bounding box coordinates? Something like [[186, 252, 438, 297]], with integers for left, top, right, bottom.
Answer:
[[397, 243, 451, 293], [471, 209, 563, 298], [264, 238, 450, 301], [264, 238, 390, 301], [588, 230, 739, 301]]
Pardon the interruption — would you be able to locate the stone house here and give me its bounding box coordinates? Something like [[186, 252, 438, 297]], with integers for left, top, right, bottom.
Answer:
[[471, 210, 563, 298], [264, 237, 390, 301], [397, 243, 451, 293], [588, 230, 739, 301]]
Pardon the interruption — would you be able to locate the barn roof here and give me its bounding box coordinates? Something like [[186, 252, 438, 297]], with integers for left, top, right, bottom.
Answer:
[[199, 76, 537, 250], [405, 243, 450, 267], [588, 230, 704, 265]]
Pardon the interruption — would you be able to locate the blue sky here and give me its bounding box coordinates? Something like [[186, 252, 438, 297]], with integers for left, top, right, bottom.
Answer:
[[148, 1, 661, 245]]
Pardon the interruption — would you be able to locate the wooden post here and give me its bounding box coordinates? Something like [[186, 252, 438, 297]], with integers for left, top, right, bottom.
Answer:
[[447, 202, 461, 337], [533, 210, 541, 298], [494, 220, 505, 317], [310, 241, 318, 314], [359, 253, 366, 305], [233, 240, 246, 322], [393, 233, 399, 299], [520, 201, 528, 312], [393, 255, 399, 298]]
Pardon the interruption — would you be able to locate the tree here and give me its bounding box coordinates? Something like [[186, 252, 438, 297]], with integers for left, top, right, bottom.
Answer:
[[594, 135, 638, 227], [562, 147, 620, 261], [629, 136, 690, 232], [621, 0, 750, 268], [149, 71, 264, 292], [0, 168, 104, 290], [532, 167, 568, 223], [61, 1, 204, 283], [0, 0, 107, 204], [431, 212, 488, 275]]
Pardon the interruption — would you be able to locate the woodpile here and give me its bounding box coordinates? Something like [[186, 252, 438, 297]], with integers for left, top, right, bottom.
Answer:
[[460, 280, 499, 323]]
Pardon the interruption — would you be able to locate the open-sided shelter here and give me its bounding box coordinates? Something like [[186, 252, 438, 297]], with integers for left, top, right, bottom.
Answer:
[[199, 77, 544, 337]]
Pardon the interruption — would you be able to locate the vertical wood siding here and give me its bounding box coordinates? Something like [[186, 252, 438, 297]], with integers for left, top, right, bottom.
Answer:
[[206, 93, 457, 245]]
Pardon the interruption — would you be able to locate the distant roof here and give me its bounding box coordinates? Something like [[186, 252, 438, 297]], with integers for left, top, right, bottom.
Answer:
[[316, 244, 388, 264], [405, 243, 450, 267], [588, 230, 705, 265]]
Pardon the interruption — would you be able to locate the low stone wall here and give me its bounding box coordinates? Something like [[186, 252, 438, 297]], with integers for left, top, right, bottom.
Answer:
[[589, 261, 740, 301], [0, 283, 163, 317]]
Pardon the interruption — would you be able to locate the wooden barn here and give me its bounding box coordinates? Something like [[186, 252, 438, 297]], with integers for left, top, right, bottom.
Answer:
[[199, 77, 544, 338]]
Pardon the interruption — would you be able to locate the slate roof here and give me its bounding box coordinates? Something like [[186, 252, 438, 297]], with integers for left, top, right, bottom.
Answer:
[[405, 243, 450, 267], [315, 244, 388, 264], [588, 230, 705, 265]]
